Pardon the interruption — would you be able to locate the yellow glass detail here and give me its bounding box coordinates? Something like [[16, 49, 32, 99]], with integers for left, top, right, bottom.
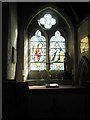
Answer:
[[80, 36, 89, 53]]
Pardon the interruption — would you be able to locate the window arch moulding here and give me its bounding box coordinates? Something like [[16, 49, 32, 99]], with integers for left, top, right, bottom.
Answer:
[[26, 5, 74, 81]]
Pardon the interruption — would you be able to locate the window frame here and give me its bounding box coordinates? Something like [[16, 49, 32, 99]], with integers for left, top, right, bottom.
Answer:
[[28, 28, 67, 81]]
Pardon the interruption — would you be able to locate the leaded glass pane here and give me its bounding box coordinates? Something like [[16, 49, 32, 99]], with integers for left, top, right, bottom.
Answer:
[[80, 36, 89, 53], [30, 30, 46, 70], [50, 31, 65, 70], [30, 55, 46, 62], [30, 63, 46, 70], [50, 55, 65, 62], [50, 63, 64, 70], [38, 14, 56, 29]]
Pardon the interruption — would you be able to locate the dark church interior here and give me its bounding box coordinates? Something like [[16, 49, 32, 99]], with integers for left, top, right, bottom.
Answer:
[[2, 2, 90, 119]]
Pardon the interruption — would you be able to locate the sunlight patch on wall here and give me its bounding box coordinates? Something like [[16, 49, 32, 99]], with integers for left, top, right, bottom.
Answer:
[[24, 38, 28, 81]]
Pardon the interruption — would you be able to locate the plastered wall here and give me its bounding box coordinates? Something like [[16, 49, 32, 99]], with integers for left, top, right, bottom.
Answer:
[[7, 3, 18, 80]]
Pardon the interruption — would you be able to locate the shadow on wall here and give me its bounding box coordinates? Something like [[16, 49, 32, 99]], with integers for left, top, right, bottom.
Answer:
[[77, 56, 90, 86]]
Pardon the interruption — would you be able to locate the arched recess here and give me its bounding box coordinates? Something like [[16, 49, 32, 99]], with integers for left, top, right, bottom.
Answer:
[[23, 4, 75, 83], [78, 56, 90, 86]]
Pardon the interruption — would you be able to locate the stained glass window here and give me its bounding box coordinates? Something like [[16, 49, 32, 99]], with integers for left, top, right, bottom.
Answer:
[[80, 36, 89, 53], [49, 31, 65, 70], [30, 30, 46, 70], [38, 14, 56, 29]]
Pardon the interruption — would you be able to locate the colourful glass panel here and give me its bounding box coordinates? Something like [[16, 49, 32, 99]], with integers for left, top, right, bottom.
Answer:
[[80, 36, 89, 53], [50, 31, 65, 70], [30, 30, 46, 70]]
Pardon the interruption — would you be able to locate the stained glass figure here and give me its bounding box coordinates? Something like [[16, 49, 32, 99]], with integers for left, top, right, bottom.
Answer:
[[30, 30, 46, 70], [50, 31, 65, 70], [38, 14, 56, 29]]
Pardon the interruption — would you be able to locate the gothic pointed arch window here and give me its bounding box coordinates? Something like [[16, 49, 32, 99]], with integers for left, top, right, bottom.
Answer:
[[50, 31, 65, 70], [28, 10, 67, 80], [30, 30, 46, 71]]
